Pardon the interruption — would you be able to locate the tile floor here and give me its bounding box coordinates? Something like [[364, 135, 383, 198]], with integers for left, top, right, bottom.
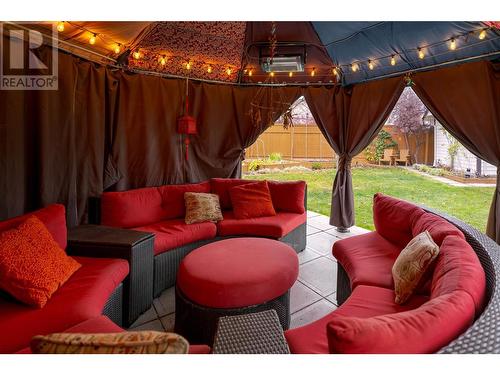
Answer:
[[129, 210, 370, 332]]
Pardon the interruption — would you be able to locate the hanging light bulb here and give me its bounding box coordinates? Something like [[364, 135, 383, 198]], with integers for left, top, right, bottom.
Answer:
[[133, 50, 141, 59], [226, 67, 232, 75], [351, 63, 359, 72], [207, 65, 212, 73], [368, 60, 374, 70], [479, 29, 487, 40], [113, 44, 122, 54], [270, 71, 275, 77], [332, 67, 338, 76], [390, 55, 396, 66], [186, 61, 191, 70], [288, 71, 293, 77], [449, 38, 456, 50], [159, 56, 166, 66], [248, 69, 253, 77], [418, 48, 425, 59], [89, 34, 97, 45], [311, 67, 316, 77], [56, 22, 65, 32]]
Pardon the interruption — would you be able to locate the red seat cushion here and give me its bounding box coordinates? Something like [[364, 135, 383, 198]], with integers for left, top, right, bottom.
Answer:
[[285, 285, 428, 354], [267, 180, 306, 214], [332, 232, 402, 291], [0, 204, 67, 250], [411, 212, 465, 246], [101, 187, 166, 228], [157, 181, 211, 220], [0, 257, 129, 353], [229, 181, 276, 219], [134, 219, 217, 255], [431, 235, 486, 315], [177, 238, 298, 308], [326, 290, 476, 354], [210, 178, 254, 210], [373, 193, 425, 247], [217, 211, 306, 238]]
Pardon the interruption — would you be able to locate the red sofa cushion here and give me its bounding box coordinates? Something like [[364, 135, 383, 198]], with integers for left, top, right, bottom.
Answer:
[[229, 181, 276, 219], [326, 290, 476, 354], [134, 219, 217, 255], [411, 212, 465, 246], [217, 211, 306, 238], [177, 238, 298, 308], [0, 204, 67, 250], [373, 193, 425, 247], [431, 235, 486, 315], [0, 256, 129, 353], [210, 178, 254, 210], [332, 232, 402, 291], [267, 180, 306, 214], [158, 181, 211, 220], [285, 285, 428, 354], [101, 187, 167, 228]]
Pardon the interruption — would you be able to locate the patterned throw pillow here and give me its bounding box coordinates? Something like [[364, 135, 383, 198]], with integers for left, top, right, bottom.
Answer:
[[0, 216, 81, 308], [30, 331, 189, 354], [184, 192, 223, 224], [392, 230, 440, 304]]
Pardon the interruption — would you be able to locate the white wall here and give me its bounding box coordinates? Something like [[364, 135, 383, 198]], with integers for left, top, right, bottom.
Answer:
[[434, 123, 497, 176]]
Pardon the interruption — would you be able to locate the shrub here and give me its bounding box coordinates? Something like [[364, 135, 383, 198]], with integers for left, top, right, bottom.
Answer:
[[311, 162, 323, 170], [268, 152, 282, 162], [248, 159, 265, 171], [364, 130, 397, 163]]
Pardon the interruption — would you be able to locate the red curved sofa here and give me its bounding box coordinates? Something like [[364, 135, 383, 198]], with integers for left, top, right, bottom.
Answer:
[[93, 178, 307, 296], [285, 193, 486, 354]]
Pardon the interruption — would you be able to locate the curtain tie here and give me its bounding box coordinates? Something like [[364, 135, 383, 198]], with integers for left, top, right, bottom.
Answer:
[[338, 154, 352, 171]]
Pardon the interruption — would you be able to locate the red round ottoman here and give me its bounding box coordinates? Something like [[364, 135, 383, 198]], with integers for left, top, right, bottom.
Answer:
[[174, 238, 299, 345]]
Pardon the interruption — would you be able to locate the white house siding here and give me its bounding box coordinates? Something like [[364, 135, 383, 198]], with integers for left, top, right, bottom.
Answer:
[[434, 123, 497, 177]]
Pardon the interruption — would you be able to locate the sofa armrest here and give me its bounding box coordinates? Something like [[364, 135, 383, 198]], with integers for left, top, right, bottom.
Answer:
[[67, 224, 155, 327]]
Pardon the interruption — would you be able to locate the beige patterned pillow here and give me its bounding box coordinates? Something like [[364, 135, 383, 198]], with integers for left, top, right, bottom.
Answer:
[[30, 331, 189, 354], [184, 192, 223, 224], [392, 230, 439, 304]]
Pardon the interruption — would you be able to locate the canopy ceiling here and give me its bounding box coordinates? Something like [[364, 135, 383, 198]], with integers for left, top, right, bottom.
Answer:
[[30, 21, 500, 85]]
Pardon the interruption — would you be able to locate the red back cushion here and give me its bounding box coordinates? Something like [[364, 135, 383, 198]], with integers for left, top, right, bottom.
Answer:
[[267, 181, 306, 214], [0, 204, 67, 250], [0, 216, 81, 308], [411, 212, 465, 246], [326, 290, 476, 353], [373, 193, 425, 247], [431, 235, 486, 315], [210, 178, 254, 210], [158, 181, 211, 220], [229, 181, 276, 219], [101, 187, 165, 228]]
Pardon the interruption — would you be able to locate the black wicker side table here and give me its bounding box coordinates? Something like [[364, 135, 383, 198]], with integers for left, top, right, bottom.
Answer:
[[67, 224, 155, 327], [213, 310, 290, 354]]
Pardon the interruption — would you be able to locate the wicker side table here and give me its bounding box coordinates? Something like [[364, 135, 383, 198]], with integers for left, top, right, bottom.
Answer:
[[67, 224, 154, 327], [213, 310, 290, 354]]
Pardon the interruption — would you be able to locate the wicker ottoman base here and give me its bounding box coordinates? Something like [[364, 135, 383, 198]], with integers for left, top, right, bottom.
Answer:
[[174, 287, 291, 345]]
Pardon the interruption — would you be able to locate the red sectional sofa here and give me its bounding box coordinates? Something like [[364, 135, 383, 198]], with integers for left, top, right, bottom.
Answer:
[[92, 178, 307, 296], [285, 193, 486, 354], [0, 205, 129, 354]]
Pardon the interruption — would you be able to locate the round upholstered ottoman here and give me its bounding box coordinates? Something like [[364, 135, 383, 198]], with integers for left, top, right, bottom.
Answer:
[[174, 238, 299, 345]]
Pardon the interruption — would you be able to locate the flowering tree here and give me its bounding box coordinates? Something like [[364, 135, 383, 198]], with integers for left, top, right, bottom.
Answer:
[[389, 87, 432, 164]]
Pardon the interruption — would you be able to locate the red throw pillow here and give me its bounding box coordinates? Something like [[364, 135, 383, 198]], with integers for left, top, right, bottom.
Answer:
[[229, 181, 277, 219], [0, 216, 81, 308], [267, 180, 306, 213]]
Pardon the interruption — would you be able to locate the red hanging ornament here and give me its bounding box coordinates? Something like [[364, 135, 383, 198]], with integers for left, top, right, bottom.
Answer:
[[177, 78, 197, 161]]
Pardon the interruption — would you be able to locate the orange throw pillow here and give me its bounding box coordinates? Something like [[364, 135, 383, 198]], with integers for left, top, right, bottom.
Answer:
[[229, 181, 276, 219], [0, 216, 81, 308]]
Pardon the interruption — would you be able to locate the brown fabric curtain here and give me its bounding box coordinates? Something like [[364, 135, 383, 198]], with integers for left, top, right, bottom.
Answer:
[[412, 60, 500, 242], [303, 77, 405, 228]]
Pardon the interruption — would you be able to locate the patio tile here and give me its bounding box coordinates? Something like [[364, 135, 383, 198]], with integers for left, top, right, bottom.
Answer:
[[290, 281, 322, 314], [153, 287, 175, 317], [129, 318, 164, 332], [290, 299, 337, 329], [326, 225, 370, 239], [306, 225, 322, 236], [325, 292, 338, 305], [160, 313, 176, 332], [298, 257, 337, 296], [307, 210, 321, 219], [129, 305, 158, 329], [306, 231, 339, 255], [298, 247, 322, 265], [307, 215, 334, 231]]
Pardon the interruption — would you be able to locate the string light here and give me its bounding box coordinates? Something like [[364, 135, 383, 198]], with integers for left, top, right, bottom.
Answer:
[[226, 67, 232, 75], [56, 22, 65, 32], [89, 34, 97, 45], [186, 61, 191, 70], [113, 44, 122, 54], [269, 71, 275, 77], [479, 29, 487, 40], [390, 55, 396, 66], [288, 71, 293, 77], [332, 67, 338, 76], [351, 63, 359, 72], [418, 48, 425, 59], [159, 56, 167, 66], [207, 65, 212, 73], [449, 38, 456, 50], [311, 67, 316, 77], [368, 60, 374, 70], [248, 69, 253, 77], [133, 50, 141, 59]]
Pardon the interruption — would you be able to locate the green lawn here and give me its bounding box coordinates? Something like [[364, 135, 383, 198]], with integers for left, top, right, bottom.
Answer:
[[245, 167, 495, 232]]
